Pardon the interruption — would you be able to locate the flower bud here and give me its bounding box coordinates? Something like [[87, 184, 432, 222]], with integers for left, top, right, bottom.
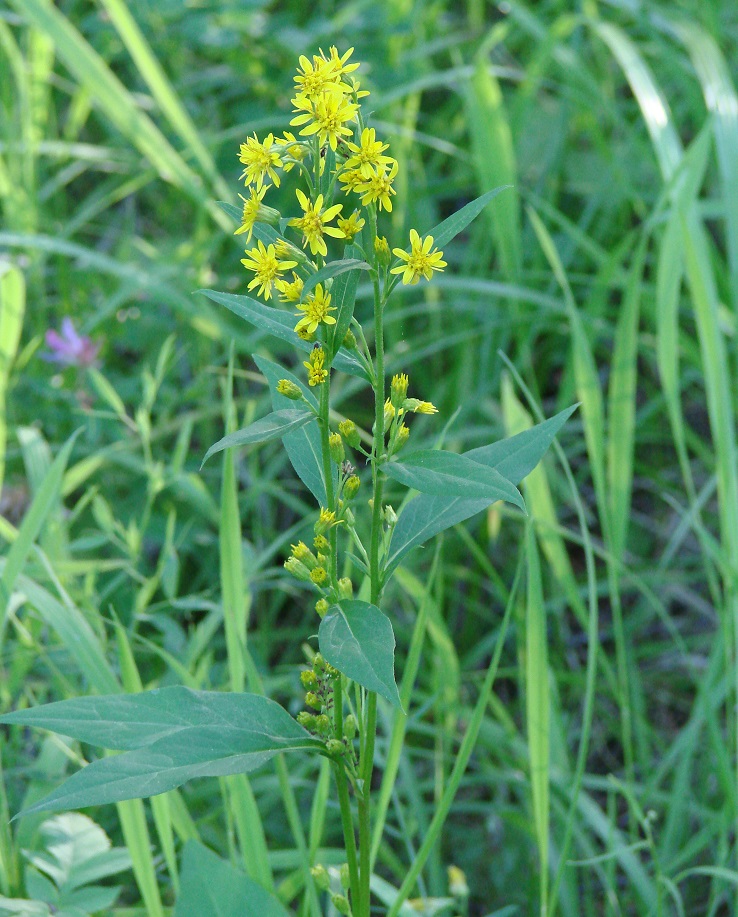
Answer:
[[383, 504, 398, 526], [313, 653, 326, 671], [338, 419, 361, 448], [315, 507, 338, 535], [300, 669, 318, 688], [297, 711, 316, 730], [311, 865, 330, 892], [305, 692, 321, 710], [339, 863, 351, 890], [315, 597, 329, 618], [332, 893, 351, 915], [310, 566, 328, 586], [313, 534, 330, 552], [342, 328, 357, 350], [395, 423, 410, 450], [383, 398, 395, 428], [344, 474, 360, 500], [326, 738, 344, 756], [337, 577, 353, 599], [284, 556, 311, 581], [291, 541, 318, 569], [448, 865, 469, 898], [374, 235, 391, 267], [276, 379, 303, 400], [405, 398, 438, 414], [329, 432, 345, 464], [343, 714, 357, 740], [390, 373, 409, 409], [315, 713, 332, 734]]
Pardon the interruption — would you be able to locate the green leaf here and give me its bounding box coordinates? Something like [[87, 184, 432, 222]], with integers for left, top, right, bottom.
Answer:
[[174, 841, 290, 917], [217, 201, 242, 223], [427, 186, 510, 250], [201, 409, 314, 467], [254, 355, 331, 504], [300, 258, 371, 302], [1, 689, 320, 816], [385, 405, 576, 578], [198, 289, 369, 381], [383, 449, 525, 508], [319, 601, 401, 709], [330, 244, 363, 359]]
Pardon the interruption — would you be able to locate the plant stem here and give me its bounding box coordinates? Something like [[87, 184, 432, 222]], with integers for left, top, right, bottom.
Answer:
[[318, 365, 338, 582], [333, 677, 360, 907]]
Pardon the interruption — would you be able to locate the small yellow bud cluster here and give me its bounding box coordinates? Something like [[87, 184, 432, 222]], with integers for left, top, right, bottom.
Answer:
[[381, 373, 439, 456], [276, 378, 303, 400], [284, 538, 330, 597], [303, 344, 328, 385]]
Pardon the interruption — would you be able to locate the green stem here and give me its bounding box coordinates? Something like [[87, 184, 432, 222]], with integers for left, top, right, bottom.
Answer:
[[318, 365, 338, 583], [333, 678, 360, 909]]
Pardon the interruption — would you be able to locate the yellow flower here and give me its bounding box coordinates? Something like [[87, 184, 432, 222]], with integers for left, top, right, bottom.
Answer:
[[303, 345, 328, 386], [294, 53, 345, 100], [315, 506, 341, 534], [337, 211, 365, 242], [343, 128, 394, 179], [338, 167, 365, 195], [276, 271, 305, 303], [324, 46, 360, 80], [289, 189, 344, 257], [410, 399, 438, 414], [291, 90, 359, 151], [275, 131, 306, 172], [238, 132, 283, 189], [390, 229, 446, 285], [390, 373, 409, 407], [234, 186, 280, 243], [294, 283, 336, 335], [355, 160, 398, 212], [240, 240, 297, 301]]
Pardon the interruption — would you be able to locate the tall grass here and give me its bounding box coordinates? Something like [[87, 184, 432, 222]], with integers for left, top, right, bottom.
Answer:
[[1, 0, 737, 913]]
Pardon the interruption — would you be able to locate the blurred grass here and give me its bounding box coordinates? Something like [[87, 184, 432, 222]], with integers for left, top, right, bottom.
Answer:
[[2, 0, 738, 914]]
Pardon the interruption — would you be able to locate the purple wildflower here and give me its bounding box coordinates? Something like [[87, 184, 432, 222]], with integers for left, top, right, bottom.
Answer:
[[43, 318, 101, 368]]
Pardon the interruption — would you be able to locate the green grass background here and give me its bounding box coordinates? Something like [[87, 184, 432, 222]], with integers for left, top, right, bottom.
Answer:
[[1, 0, 738, 914]]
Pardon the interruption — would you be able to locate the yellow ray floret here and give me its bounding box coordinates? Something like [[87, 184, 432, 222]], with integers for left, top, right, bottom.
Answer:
[[291, 91, 359, 151], [240, 240, 297, 301], [294, 283, 337, 335], [355, 160, 398, 212], [390, 229, 446, 284], [289, 189, 344, 257], [343, 128, 394, 179], [238, 133, 283, 189]]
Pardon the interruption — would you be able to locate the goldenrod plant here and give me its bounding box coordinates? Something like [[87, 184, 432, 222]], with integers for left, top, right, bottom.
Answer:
[[0, 49, 574, 916]]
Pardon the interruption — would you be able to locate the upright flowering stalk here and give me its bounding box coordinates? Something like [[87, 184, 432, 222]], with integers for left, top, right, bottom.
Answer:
[[2, 45, 569, 917]]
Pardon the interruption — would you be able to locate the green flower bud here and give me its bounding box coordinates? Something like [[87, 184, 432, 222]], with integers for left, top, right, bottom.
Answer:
[[396, 423, 410, 450], [311, 865, 330, 892], [390, 373, 409, 409], [383, 398, 395, 429], [329, 432, 345, 464], [338, 419, 361, 448], [315, 507, 337, 535], [310, 566, 328, 586], [337, 577, 353, 600], [313, 534, 330, 553], [332, 893, 351, 915], [291, 541, 318, 569], [284, 556, 311, 582], [276, 379, 303, 400], [374, 235, 391, 267], [313, 653, 326, 671], [305, 692, 321, 710], [383, 504, 398, 526], [326, 738, 344, 756], [405, 398, 438, 414], [342, 328, 357, 350], [316, 597, 329, 618], [340, 863, 351, 890], [315, 713, 332, 734], [300, 669, 318, 688], [343, 714, 357, 740], [344, 474, 360, 500]]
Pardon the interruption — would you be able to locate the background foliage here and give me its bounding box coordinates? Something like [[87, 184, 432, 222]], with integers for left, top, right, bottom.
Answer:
[[1, 0, 737, 914]]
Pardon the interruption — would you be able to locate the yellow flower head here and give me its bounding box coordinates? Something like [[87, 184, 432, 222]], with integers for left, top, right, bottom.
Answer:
[[240, 240, 297, 301], [289, 189, 344, 257], [303, 344, 328, 386], [291, 90, 359, 151], [234, 186, 280, 242], [390, 373, 409, 408], [343, 128, 394, 179], [337, 211, 365, 242], [390, 229, 446, 285], [324, 46, 360, 79], [408, 399, 438, 415], [294, 53, 345, 100], [276, 131, 307, 172], [315, 506, 342, 534], [276, 271, 305, 303], [238, 132, 283, 189], [338, 167, 365, 195], [355, 159, 398, 212], [294, 283, 336, 335]]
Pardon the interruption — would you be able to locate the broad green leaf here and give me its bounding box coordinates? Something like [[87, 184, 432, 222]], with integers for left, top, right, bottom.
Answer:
[[201, 409, 314, 467], [198, 289, 369, 381], [300, 258, 371, 302], [427, 186, 510, 251], [383, 449, 525, 508], [2, 690, 320, 816], [319, 601, 401, 709], [385, 405, 576, 578], [330, 243, 363, 359], [174, 841, 290, 917], [254, 355, 332, 505]]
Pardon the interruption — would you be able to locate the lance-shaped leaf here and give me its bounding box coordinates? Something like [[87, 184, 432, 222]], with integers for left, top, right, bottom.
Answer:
[[330, 244, 364, 359], [383, 449, 525, 508], [198, 289, 369, 381], [319, 601, 401, 709], [174, 841, 291, 917], [300, 257, 371, 303], [385, 405, 577, 578], [0, 689, 321, 816], [428, 186, 510, 249], [254, 354, 333, 504], [201, 409, 314, 467]]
